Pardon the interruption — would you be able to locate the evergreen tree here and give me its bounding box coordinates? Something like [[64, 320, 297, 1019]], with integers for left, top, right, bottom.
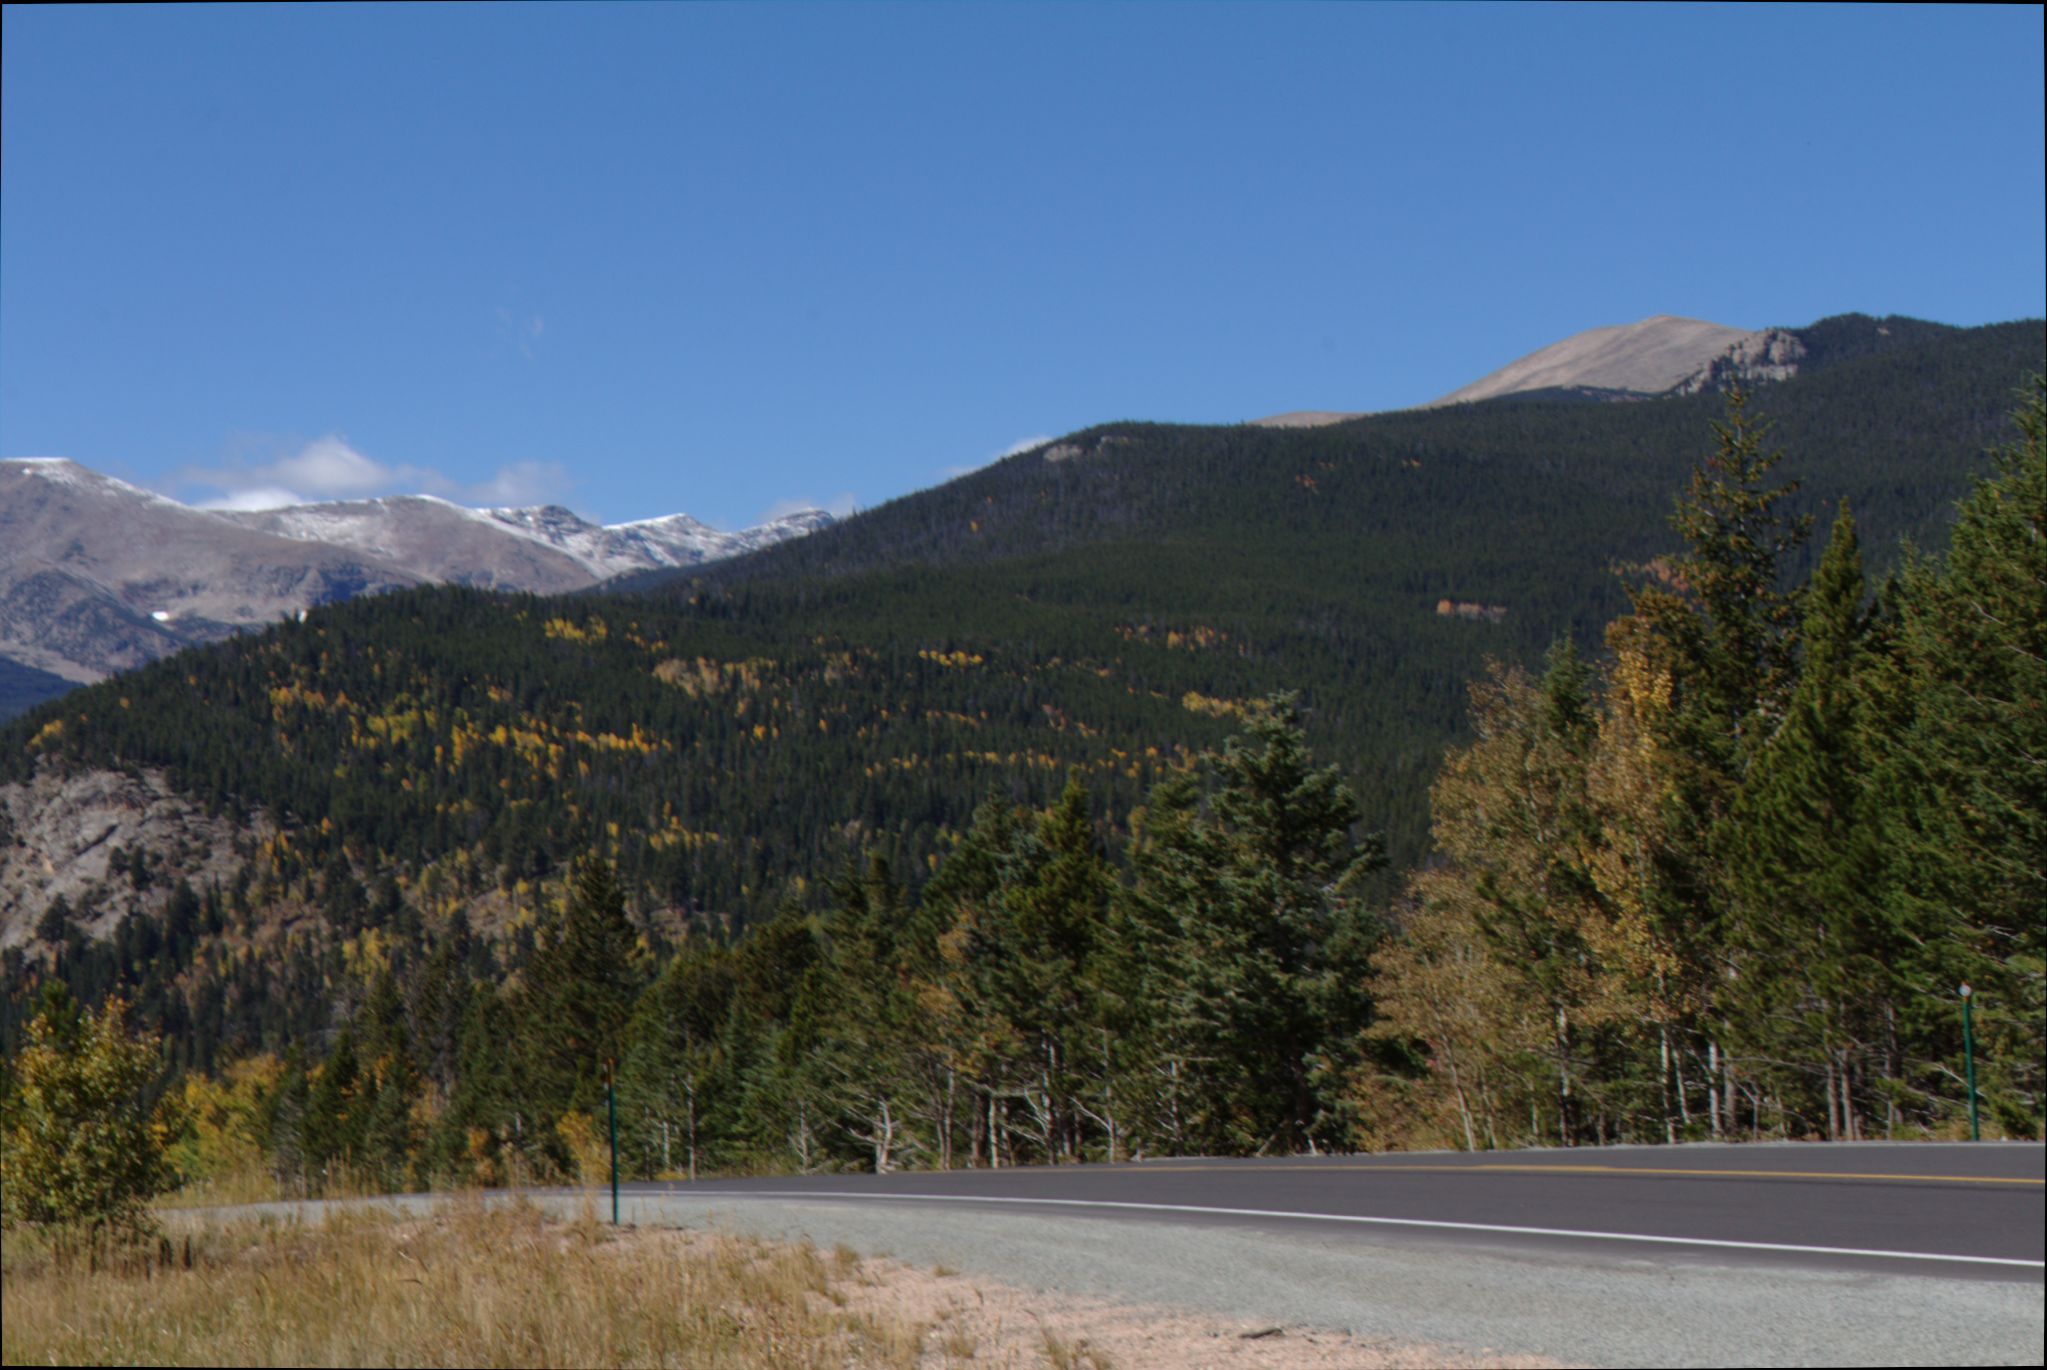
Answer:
[[1623, 385, 1814, 1132], [1151, 696, 1383, 1153], [1124, 760, 1224, 1154], [301, 1028, 363, 1189], [617, 943, 737, 1179], [519, 856, 644, 1124], [1869, 378, 2045, 1133], [976, 773, 1117, 1163], [1725, 505, 1887, 1137]]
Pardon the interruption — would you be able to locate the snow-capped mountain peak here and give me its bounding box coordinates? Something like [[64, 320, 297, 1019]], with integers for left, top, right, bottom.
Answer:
[[2, 461, 838, 688], [5, 456, 187, 510]]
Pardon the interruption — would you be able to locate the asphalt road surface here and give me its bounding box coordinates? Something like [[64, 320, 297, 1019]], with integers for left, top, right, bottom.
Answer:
[[638, 1140, 2044, 1279]]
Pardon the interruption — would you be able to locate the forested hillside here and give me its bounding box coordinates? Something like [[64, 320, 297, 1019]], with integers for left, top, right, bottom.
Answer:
[[0, 318, 2040, 1185], [635, 314, 2038, 592], [8, 314, 2038, 927]]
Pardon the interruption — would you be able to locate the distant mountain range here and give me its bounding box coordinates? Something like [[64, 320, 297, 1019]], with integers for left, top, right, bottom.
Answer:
[[0, 460, 831, 696]]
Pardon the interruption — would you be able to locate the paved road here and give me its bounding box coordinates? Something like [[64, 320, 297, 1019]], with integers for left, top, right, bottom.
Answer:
[[636, 1141, 2045, 1280]]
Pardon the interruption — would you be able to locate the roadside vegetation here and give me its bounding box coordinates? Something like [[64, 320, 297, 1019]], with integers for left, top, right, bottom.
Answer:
[[1, 1200, 936, 1369]]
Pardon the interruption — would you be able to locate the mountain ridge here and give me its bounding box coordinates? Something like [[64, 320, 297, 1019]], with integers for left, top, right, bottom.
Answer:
[[0, 311, 2017, 714], [7, 309, 2037, 947]]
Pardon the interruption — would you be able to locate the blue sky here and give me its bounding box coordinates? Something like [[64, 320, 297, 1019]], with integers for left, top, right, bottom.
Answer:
[[4, 3, 2042, 529]]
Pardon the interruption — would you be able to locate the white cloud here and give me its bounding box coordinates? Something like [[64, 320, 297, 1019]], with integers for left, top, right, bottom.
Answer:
[[180, 435, 572, 512], [272, 435, 415, 497], [759, 492, 858, 524], [997, 434, 1055, 459], [466, 460, 572, 507], [197, 486, 310, 512], [942, 434, 1053, 480], [498, 309, 546, 360]]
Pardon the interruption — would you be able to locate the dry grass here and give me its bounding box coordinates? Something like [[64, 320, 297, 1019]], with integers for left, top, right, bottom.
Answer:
[[2, 1199, 1571, 1368], [0, 1197, 929, 1368]]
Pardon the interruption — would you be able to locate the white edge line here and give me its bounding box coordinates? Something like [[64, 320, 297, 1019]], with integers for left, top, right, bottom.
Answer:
[[683, 1191, 2046, 1270]]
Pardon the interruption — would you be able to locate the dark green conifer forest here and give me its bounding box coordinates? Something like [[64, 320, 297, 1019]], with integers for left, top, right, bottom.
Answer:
[[1, 316, 2041, 1189]]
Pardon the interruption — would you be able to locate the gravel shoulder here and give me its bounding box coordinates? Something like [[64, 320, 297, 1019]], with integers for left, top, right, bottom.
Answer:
[[610, 1193, 2043, 1368]]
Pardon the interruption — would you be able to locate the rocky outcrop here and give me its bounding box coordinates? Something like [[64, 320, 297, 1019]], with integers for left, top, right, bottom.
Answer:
[[1435, 599, 1507, 623], [1042, 437, 1135, 463], [1673, 327, 1807, 394], [0, 765, 268, 948]]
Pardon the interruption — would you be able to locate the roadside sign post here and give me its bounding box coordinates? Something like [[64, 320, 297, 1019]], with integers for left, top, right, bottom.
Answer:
[[1959, 985, 1980, 1142], [606, 1058, 620, 1225]]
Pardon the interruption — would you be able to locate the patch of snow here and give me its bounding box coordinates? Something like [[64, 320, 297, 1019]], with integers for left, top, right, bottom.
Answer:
[[5, 458, 185, 508]]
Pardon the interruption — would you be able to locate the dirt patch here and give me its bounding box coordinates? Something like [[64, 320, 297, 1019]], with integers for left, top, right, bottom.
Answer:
[[825, 1241, 1566, 1368]]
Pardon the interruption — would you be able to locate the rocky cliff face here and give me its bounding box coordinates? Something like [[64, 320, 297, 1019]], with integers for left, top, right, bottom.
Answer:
[[0, 765, 266, 949], [1673, 327, 1808, 394]]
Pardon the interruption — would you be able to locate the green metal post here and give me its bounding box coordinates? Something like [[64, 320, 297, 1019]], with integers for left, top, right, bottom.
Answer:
[[1959, 985, 1980, 1142], [606, 1060, 620, 1225]]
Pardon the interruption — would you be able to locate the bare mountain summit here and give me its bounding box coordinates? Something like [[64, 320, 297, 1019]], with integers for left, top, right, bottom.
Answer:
[[1428, 314, 1801, 406], [1248, 314, 1809, 427]]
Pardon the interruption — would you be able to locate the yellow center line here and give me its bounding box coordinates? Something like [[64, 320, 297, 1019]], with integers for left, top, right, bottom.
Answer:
[[1123, 1162, 2044, 1186]]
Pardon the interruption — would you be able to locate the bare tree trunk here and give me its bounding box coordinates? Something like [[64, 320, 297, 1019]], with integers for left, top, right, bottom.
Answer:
[[1721, 1053, 1735, 1144], [1883, 1004, 1900, 1137], [939, 1067, 956, 1171], [864, 1097, 898, 1174], [1824, 1059, 1840, 1141], [1168, 1057, 1183, 1154], [1659, 1023, 1676, 1145], [1103, 1029, 1118, 1163], [1555, 1006, 1573, 1146], [1444, 1045, 1479, 1153], [1707, 1040, 1723, 1140], [792, 1102, 816, 1173]]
